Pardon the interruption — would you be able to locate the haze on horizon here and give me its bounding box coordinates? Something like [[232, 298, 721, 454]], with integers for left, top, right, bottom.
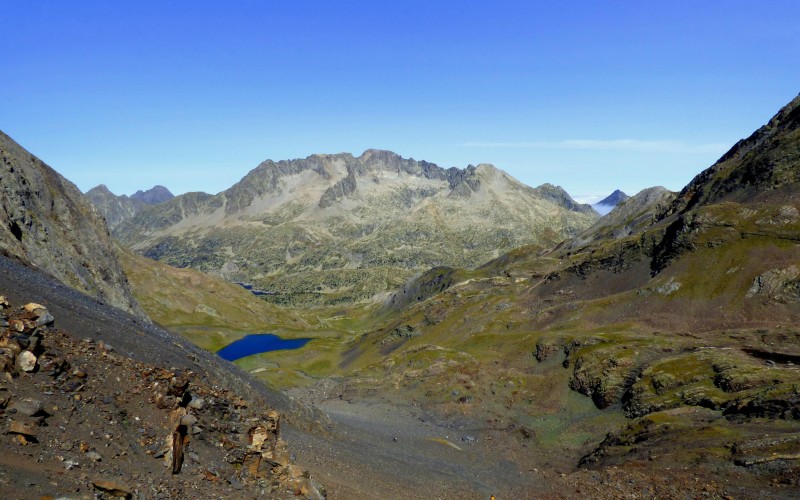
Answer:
[[2, 0, 798, 203]]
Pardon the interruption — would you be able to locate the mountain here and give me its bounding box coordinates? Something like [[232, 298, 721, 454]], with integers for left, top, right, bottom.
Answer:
[[268, 94, 800, 494], [114, 150, 598, 305], [86, 184, 173, 230], [0, 133, 324, 497], [572, 186, 675, 246], [0, 131, 142, 316], [130, 184, 174, 204], [592, 189, 630, 215]]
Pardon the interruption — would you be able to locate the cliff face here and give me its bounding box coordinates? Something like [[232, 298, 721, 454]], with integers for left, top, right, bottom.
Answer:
[[0, 131, 143, 316]]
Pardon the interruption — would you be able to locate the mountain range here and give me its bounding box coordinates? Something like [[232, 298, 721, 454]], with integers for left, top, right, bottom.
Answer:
[[104, 150, 598, 305], [1, 93, 799, 497], [85, 184, 174, 230]]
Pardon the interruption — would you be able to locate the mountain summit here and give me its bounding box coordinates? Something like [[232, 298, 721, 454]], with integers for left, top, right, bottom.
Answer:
[[592, 189, 630, 215], [113, 149, 597, 305], [86, 184, 175, 230], [130, 185, 174, 204]]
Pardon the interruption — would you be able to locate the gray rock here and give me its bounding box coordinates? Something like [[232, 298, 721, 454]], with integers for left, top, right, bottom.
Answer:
[[180, 414, 198, 427], [9, 397, 43, 416], [227, 476, 244, 490], [34, 311, 54, 327], [188, 396, 205, 410]]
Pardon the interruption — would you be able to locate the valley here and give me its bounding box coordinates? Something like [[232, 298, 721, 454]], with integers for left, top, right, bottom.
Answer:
[[104, 95, 800, 496], [2, 95, 800, 498]]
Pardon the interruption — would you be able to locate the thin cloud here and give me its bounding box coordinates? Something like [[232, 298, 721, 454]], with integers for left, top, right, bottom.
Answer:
[[461, 139, 728, 154]]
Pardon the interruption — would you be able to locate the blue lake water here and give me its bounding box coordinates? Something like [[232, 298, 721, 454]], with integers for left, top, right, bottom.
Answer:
[[216, 334, 311, 362]]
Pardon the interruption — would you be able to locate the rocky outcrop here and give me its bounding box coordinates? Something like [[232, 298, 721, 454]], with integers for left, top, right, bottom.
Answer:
[[0, 131, 142, 316], [533, 183, 597, 215]]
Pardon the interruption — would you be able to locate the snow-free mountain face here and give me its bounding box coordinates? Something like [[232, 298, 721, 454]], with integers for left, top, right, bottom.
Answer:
[[0, 131, 143, 316], [130, 185, 174, 204], [86, 184, 174, 230], [591, 189, 630, 215], [113, 149, 598, 305]]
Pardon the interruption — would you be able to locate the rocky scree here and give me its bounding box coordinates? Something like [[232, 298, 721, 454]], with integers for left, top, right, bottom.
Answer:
[[0, 295, 325, 499]]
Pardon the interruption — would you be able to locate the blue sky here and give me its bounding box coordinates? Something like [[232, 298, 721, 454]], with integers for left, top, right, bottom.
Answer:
[[2, 1, 798, 203]]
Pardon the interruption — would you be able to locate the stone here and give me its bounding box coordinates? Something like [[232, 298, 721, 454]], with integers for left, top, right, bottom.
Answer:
[[10, 319, 25, 332], [1, 339, 22, 357], [15, 351, 37, 372], [227, 475, 244, 490], [26, 335, 40, 352], [299, 478, 326, 500], [34, 312, 54, 327], [23, 303, 46, 313], [180, 414, 198, 427], [93, 479, 133, 498], [9, 398, 43, 417], [8, 419, 38, 437], [86, 451, 102, 462], [187, 396, 205, 410]]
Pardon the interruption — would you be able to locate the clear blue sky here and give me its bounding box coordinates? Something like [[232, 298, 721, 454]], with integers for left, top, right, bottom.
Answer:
[[2, 1, 798, 203]]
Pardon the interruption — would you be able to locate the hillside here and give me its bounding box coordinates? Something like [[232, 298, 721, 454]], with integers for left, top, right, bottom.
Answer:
[[0, 255, 326, 498], [115, 245, 314, 354], [271, 94, 800, 496], [113, 150, 597, 306], [0, 132, 142, 316]]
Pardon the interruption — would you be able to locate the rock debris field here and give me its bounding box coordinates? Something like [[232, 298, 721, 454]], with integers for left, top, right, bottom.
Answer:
[[0, 295, 324, 499]]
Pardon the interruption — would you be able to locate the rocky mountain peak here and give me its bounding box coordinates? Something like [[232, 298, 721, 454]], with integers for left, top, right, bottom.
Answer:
[[131, 185, 174, 204], [597, 189, 629, 206], [87, 184, 114, 196]]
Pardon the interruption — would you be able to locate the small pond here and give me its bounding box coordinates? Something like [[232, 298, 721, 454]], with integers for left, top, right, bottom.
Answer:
[[216, 334, 311, 362]]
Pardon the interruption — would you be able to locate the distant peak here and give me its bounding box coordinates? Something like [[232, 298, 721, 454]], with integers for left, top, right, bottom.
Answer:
[[87, 184, 113, 195], [130, 185, 174, 205], [358, 149, 403, 162], [596, 189, 630, 206]]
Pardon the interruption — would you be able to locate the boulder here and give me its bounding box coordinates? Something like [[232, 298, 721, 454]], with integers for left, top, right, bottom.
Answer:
[[22, 302, 46, 313], [15, 351, 37, 372], [92, 479, 133, 498], [9, 398, 43, 417], [7, 418, 38, 438]]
